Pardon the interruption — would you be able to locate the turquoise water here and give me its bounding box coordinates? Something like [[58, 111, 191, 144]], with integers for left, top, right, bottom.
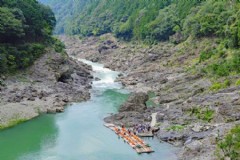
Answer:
[[0, 60, 177, 160]]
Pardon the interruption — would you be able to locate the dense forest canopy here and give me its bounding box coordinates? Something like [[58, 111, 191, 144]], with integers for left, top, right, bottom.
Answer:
[[39, 0, 92, 34], [39, 0, 240, 45], [0, 0, 56, 74], [0, 0, 55, 43], [40, 0, 240, 78]]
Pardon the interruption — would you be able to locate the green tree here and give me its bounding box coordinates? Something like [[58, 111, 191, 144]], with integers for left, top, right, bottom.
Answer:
[[0, 7, 24, 43], [0, 0, 56, 74]]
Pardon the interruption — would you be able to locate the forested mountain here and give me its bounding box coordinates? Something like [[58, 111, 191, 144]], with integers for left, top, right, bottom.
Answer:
[[40, 0, 240, 78], [38, 0, 92, 34], [0, 0, 56, 74], [40, 0, 239, 44]]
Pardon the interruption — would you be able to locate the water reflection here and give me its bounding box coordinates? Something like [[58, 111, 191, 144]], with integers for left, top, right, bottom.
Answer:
[[0, 115, 58, 160]]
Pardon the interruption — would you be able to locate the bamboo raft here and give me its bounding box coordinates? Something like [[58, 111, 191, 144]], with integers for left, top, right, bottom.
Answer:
[[104, 123, 154, 154]]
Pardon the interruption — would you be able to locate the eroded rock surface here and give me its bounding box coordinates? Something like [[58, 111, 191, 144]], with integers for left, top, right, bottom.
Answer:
[[0, 50, 92, 128], [119, 92, 148, 113]]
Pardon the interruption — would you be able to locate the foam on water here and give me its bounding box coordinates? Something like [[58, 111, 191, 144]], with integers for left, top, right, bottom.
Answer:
[[79, 58, 122, 90]]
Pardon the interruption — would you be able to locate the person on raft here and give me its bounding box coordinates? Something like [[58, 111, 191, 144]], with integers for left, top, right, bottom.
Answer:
[[133, 123, 152, 134]]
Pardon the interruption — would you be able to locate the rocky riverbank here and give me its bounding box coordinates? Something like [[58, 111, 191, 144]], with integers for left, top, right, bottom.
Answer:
[[0, 49, 93, 129], [59, 34, 240, 160]]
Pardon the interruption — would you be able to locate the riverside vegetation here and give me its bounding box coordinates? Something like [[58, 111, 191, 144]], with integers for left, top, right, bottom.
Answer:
[[0, 0, 93, 129], [0, 0, 55, 73], [1, 0, 240, 160]]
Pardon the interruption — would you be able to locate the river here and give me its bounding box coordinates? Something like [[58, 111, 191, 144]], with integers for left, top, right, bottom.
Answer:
[[0, 59, 177, 160]]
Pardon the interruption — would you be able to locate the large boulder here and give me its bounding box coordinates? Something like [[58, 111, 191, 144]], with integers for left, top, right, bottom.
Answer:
[[57, 68, 74, 83], [104, 111, 145, 127], [185, 140, 203, 152], [119, 92, 148, 113], [98, 40, 118, 54]]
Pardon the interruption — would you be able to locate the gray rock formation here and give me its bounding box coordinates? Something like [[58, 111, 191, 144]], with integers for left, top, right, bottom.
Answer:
[[0, 49, 93, 129], [119, 92, 148, 113]]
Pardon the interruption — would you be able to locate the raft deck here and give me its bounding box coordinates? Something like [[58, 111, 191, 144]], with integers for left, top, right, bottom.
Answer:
[[104, 123, 154, 154]]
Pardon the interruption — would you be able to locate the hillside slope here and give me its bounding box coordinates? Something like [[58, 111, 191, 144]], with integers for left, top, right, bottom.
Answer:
[[0, 0, 57, 74], [40, 0, 239, 44], [38, 0, 91, 34], [0, 0, 93, 129], [40, 0, 240, 78]]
